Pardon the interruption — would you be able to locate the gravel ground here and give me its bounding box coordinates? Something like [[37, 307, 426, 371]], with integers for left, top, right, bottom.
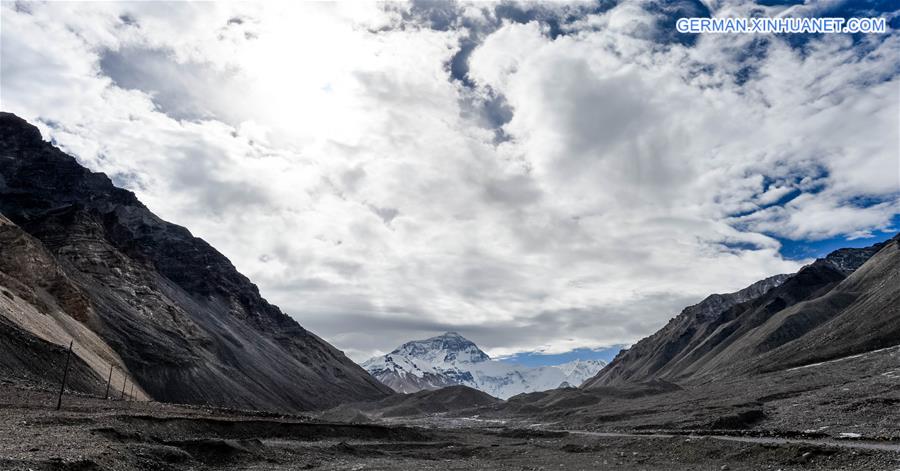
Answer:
[[1, 384, 899, 470]]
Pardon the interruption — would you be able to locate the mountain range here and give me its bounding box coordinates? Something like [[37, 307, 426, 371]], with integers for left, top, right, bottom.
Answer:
[[362, 332, 606, 399]]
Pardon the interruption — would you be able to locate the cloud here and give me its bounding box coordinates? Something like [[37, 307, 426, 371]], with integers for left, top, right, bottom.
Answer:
[[99, 47, 248, 123], [2, 1, 897, 362]]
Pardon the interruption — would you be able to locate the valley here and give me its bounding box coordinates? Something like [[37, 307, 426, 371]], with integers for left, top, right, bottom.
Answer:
[[0, 111, 898, 470], [1, 374, 898, 471]]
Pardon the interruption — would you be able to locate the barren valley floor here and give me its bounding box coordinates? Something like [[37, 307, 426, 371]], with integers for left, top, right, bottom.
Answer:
[[1, 383, 899, 471]]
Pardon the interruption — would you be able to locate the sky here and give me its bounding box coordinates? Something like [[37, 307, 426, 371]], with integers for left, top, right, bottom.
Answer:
[[1, 0, 898, 365], [498, 345, 625, 367]]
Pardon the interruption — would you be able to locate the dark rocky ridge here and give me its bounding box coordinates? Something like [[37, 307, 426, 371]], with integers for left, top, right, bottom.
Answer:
[[0, 112, 392, 410], [585, 235, 898, 388], [587, 274, 790, 386]]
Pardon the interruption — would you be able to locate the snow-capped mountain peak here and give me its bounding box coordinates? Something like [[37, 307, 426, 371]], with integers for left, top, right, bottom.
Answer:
[[390, 332, 491, 365], [362, 333, 607, 399]]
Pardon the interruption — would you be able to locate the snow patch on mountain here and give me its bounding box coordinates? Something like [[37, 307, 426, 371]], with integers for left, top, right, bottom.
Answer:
[[362, 332, 607, 399]]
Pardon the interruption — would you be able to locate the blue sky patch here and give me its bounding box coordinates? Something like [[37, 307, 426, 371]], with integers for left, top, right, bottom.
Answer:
[[777, 214, 900, 260], [497, 345, 624, 367]]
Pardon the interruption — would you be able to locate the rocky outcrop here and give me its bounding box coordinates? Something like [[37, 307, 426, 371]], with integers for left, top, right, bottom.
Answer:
[[0, 212, 144, 398], [0, 112, 392, 410]]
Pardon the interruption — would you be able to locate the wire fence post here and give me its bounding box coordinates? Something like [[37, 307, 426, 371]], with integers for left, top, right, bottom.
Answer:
[[120, 376, 127, 400], [104, 365, 113, 400], [129, 383, 134, 402], [55, 340, 73, 411]]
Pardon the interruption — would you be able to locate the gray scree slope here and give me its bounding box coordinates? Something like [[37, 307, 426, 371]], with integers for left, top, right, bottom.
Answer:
[[586, 237, 898, 387], [0, 112, 392, 411]]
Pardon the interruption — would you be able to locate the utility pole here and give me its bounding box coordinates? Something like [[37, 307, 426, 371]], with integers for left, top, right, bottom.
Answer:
[[104, 365, 113, 399], [55, 341, 73, 411]]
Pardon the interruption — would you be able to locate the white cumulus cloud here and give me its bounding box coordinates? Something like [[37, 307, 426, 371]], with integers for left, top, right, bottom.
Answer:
[[1, 1, 897, 361]]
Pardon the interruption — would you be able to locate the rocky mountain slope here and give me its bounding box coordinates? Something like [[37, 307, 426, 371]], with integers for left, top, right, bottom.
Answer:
[[585, 235, 898, 388], [0, 212, 137, 397], [363, 332, 606, 399], [0, 112, 392, 410]]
